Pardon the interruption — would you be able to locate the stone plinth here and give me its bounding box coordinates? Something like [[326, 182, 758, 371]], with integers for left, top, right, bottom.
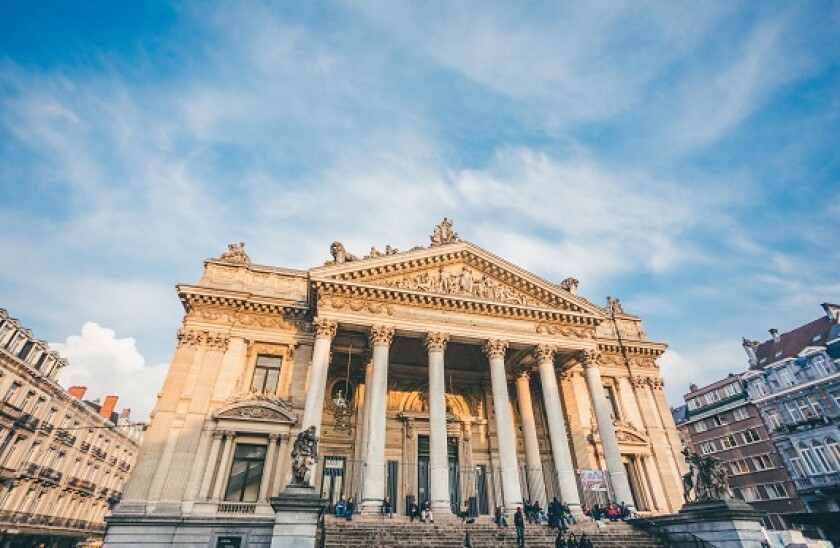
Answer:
[[269, 485, 327, 548], [645, 498, 768, 548]]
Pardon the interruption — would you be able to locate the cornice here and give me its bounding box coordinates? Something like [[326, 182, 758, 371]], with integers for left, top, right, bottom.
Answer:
[[596, 339, 667, 357], [178, 285, 310, 316]]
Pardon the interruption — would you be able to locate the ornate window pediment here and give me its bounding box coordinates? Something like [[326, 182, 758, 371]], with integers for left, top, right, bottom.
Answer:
[[213, 397, 297, 424]]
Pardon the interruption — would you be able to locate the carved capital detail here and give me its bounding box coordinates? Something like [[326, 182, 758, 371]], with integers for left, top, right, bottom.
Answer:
[[534, 344, 555, 364], [483, 339, 508, 359], [177, 328, 202, 347], [269, 433, 280, 442], [424, 332, 450, 352], [176, 329, 229, 350], [313, 318, 338, 339], [577, 349, 601, 369], [369, 325, 395, 347], [212, 430, 225, 440], [205, 332, 230, 350]]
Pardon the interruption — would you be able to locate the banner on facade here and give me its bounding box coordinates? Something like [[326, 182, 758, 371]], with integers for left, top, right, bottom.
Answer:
[[579, 470, 608, 491]]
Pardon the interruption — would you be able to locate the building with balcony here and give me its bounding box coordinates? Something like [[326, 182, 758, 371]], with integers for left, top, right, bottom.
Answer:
[[678, 376, 805, 529], [0, 309, 143, 548], [741, 303, 840, 539]]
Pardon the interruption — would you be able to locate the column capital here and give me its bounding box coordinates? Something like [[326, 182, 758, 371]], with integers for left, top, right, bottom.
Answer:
[[515, 368, 532, 382], [424, 332, 449, 352], [268, 433, 280, 442], [212, 431, 225, 440], [313, 318, 338, 339], [534, 344, 555, 363], [483, 339, 508, 359], [223, 430, 237, 440], [369, 325, 395, 347], [577, 349, 601, 369]]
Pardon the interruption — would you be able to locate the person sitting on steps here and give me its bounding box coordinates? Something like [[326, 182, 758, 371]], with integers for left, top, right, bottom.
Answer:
[[459, 500, 470, 523], [381, 496, 393, 519], [495, 506, 508, 527], [409, 500, 420, 522], [422, 499, 433, 523]]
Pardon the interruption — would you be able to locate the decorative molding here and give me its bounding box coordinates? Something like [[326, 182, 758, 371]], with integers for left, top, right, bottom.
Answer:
[[176, 329, 229, 350], [535, 323, 594, 339], [319, 296, 394, 315], [313, 318, 338, 339], [533, 344, 555, 364], [483, 339, 508, 359], [424, 332, 449, 352], [369, 325, 395, 347]]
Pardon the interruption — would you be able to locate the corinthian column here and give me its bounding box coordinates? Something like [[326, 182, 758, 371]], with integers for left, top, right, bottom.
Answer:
[[301, 318, 338, 436], [484, 339, 522, 513], [360, 325, 394, 513], [580, 349, 634, 509], [425, 332, 451, 513], [515, 369, 545, 506], [535, 345, 581, 512]]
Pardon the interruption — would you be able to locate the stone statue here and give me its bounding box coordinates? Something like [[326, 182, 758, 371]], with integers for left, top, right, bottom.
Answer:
[[430, 217, 460, 246], [290, 426, 319, 485], [606, 296, 625, 315], [681, 446, 730, 503], [218, 242, 251, 265], [559, 277, 579, 294], [329, 242, 359, 264]]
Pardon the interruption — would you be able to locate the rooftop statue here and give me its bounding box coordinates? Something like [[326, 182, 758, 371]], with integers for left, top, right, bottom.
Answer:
[[681, 446, 730, 503], [430, 217, 460, 246], [329, 241, 359, 264], [218, 242, 251, 265], [290, 426, 319, 486]]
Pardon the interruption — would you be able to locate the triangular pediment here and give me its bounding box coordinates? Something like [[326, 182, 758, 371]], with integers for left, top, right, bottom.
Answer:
[[310, 241, 603, 316]]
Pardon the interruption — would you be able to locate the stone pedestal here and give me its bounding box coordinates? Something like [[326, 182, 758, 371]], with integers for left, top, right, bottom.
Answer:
[[269, 485, 327, 548], [647, 499, 768, 548]]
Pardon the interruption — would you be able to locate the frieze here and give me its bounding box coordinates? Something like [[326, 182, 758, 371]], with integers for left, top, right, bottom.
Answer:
[[535, 323, 594, 339], [219, 405, 287, 420], [321, 296, 394, 316], [236, 311, 309, 332]]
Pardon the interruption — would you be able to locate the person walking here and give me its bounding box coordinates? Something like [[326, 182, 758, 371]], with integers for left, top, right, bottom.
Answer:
[[514, 506, 526, 547]]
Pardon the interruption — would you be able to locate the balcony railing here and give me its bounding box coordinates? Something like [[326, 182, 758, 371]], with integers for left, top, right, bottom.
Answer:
[[15, 413, 40, 432], [0, 512, 105, 533], [91, 447, 107, 461], [793, 471, 840, 491], [37, 466, 62, 484], [79, 441, 91, 453], [56, 431, 76, 446], [774, 415, 834, 434]]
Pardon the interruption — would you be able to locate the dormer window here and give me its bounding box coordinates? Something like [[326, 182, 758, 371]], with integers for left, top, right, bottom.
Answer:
[[813, 334, 822, 342], [775, 350, 783, 358]]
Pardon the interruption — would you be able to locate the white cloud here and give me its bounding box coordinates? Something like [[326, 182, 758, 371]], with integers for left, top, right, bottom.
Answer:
[[51, 322, 168, 422]]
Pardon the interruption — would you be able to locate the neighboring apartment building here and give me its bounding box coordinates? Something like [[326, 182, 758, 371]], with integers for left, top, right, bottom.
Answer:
[[679, 375, 804, 529], [0, 308, 143, 548], [741, 303, 840, 539]]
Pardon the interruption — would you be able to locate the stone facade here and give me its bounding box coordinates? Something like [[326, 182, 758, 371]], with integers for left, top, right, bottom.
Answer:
[[0, 309, 143, 547], [105, 220, 686, 548]]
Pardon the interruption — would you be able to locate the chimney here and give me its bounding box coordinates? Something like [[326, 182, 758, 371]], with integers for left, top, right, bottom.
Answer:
[[68, 386, 87, 399], [769, 329, 781, 343], [100, 395, 118, 421], [689, 383, 698, 392], [742, 338, 759, 367]]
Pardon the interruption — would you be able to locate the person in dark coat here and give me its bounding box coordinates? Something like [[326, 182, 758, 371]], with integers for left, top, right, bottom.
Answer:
[[345, 497, 354, 520], [409, 500, 420, 522], [514, 507, 525, 548]]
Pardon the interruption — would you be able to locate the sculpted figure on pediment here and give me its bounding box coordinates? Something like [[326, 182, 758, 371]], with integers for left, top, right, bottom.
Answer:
[[329, 242, 359, 264], [218, 242, 251, 265], [430, 217, 460, 246]]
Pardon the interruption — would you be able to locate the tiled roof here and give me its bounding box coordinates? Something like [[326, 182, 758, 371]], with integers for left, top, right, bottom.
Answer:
[[752, 316, 832, 370]]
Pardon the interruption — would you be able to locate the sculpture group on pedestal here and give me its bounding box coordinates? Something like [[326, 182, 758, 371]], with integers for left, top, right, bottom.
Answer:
[[681, 446, 730, 503]]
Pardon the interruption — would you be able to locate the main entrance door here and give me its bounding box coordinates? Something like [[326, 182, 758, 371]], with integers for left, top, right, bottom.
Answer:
[[320, 456, 346, 509], [417, 435, 460, 511]]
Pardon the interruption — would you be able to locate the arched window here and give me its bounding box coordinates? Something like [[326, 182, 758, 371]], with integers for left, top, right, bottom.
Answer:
[[799, 443, 821, 475], [811, 440, 834, 473]]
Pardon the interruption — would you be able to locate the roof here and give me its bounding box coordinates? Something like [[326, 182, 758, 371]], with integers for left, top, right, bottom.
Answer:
[[671, 405, 688, 424], [752, 316, 832, 370]]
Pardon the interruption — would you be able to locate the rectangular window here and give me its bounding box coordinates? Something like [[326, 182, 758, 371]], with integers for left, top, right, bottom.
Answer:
[[764, 483, 788, 499], [810, 355, 829, 376], [700, 442, 716, 455], [786, 448, 807, 478], [729, 460, 750, 474], [766, 411, 782, 431], [742, 429, 761, 444], [694, 421, 708, 433], [224, 444, 267, 502], [250, 355, 282, 394], [723, 383, 739, 397], [777, 368, 795, 388], [706, 391, 720, 404], [752, 455, 773, 470], [786, 401, 804, 422], [733, 407, 749, 421], [808, 396, 824, 416], [712, 414, 727, 427], [3, 382, 21, 403], [720, 435, 738, 449], [751, 380, 767, 398], [687, 398, 699, 411], [741, 486, 759, 502]]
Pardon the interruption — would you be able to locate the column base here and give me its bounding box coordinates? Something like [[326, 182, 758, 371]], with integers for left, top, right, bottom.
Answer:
[[360, 498, 384, 513], [431, 500, 452, 514]]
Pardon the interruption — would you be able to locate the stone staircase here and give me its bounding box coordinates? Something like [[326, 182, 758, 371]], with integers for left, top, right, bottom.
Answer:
[[323, 515, 667, 547]]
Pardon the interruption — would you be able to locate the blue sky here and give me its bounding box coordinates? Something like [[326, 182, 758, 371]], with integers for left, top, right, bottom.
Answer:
[[1, 2, 838, 420]]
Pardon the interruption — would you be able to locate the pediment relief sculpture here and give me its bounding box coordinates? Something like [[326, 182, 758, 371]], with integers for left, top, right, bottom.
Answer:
[[383, 266, 537, 306]]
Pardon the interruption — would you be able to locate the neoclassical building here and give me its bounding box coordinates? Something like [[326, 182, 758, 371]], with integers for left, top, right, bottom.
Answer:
[[105, 220, 685, 547]]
